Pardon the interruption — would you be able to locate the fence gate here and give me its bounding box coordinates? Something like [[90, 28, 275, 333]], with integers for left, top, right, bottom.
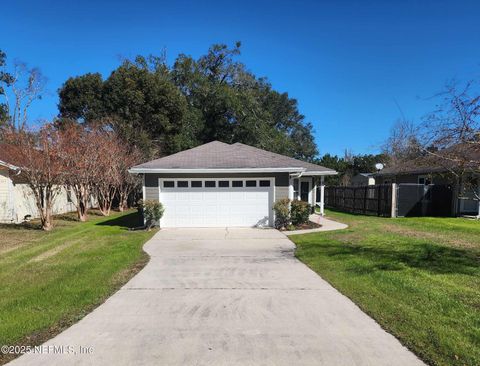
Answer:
[[396, 184, 453, 217]]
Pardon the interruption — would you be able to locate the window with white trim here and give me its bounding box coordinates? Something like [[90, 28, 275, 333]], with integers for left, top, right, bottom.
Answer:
[[177, 181, 188, 188], [161, 178, 273, 189], [219, 180, 230, 188]]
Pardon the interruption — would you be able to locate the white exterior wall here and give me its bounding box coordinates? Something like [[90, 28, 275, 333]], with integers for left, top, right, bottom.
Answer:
[[0, 168, 15, 222], [13, 185, 77, 222], [0, 168, 79, 223]]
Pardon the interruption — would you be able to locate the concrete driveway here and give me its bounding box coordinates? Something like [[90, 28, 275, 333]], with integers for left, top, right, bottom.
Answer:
[[10, 228, 424, 366]]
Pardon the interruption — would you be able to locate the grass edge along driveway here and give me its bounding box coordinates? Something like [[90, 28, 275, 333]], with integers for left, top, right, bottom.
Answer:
[[290, 210, 479, 366], [0, 211, 156, 365]]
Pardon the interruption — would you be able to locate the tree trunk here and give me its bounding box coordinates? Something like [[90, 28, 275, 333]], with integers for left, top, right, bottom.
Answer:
[[98, 197, 112, 216], [118, 193, 128, 212], [78, 197, 88, 221], [41, 204, 53, 231], [42, 216, 53, 231], [77, 206, 87, 222], [72, 185, 90, 221]]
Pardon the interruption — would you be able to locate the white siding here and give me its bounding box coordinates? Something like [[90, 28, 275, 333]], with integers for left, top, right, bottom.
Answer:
[[0, 168, 15, 222], [13, 185, 77, 222], [0, 171, 80, 223]]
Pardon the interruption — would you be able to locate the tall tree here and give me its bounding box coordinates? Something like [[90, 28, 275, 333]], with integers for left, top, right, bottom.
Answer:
[[57, 124, 102, 221], [423, 80, 480, 213], [0, 50, 45, 130], [172, 43, 318, 160], [2, 125, 64, 230], [58, 73, 105, 122], [103, 60, 189, 156], [58, 43, 319, 161], [0, 50, 13, 125]]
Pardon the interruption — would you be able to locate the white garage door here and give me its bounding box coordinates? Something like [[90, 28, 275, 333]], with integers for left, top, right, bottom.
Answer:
[[159, 178, 274, 227]]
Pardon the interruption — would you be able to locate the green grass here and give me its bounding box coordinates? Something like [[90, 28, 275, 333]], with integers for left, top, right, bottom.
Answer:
[[0, 210, 155, 363], [291, 210, 480, 366]]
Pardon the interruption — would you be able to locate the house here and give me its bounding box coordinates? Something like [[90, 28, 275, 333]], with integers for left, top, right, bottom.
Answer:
[[375, 146, 480, 216], [129, 141, 337, 227], [0, 148, 77, 223], [351, 173, 376, 186]]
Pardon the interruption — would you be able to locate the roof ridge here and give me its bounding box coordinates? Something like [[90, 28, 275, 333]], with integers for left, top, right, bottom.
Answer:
[[131, 140, 336, 173], [232, 142, 334, 171]]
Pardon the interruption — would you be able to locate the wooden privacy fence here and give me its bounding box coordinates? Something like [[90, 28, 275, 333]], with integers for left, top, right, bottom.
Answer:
[[324, 185, 393, 217]]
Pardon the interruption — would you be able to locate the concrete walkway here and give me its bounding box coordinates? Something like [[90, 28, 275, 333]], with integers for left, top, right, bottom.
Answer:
[[10, 228, 424, 366], [285, 213, 348, 235]]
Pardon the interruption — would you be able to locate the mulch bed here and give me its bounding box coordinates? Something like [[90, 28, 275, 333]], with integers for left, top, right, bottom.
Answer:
[[280, 221, 322, 231]]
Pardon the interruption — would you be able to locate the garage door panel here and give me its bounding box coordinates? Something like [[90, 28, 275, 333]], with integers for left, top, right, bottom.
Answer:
[[159, 179, 273, 227], [229, 191, 244, 200], [189, 191, 204, 200]]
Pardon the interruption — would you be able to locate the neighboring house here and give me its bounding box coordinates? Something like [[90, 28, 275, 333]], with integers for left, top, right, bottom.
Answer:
[[351, 173, 376, 186], [375, 147, 480, 216], [0, 150, 77, 223], [129, 141, 337, 227]]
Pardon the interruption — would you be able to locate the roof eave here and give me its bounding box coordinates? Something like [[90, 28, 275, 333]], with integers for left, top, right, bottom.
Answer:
[[128, 167, 309, 174], [0, 159, 20, 171], [302, 171, 338, 176]]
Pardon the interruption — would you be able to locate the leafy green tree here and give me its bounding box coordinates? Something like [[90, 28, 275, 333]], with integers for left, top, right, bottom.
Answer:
[[58, 73, 105, 122], [58, 61, 192, 157], [172, 43, 318, 160], [102, 60, 190, 156], [58, 43, 319, 160], [316, 152, 387, 185]]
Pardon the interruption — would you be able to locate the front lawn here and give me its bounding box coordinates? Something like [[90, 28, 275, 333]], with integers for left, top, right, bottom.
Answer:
[[0, 210, 155, 364], [290, 210, 480, 366]]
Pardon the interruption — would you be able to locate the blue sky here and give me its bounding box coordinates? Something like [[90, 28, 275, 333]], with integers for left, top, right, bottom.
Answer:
[[1, 0, 479, 156]]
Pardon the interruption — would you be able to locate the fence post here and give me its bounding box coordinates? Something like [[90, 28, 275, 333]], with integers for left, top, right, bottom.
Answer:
[[363, 186, 367, 214], [377, 185, 381, 216], [391, 183, 397, 218]]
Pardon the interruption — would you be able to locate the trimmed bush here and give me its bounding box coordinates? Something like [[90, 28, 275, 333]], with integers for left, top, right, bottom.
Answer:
[[141, 200, 165, 230], [273, 198, 291, 229], [290, 200, 311, 226]]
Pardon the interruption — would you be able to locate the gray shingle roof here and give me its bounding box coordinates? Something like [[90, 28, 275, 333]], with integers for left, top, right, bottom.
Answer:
[[131, 141, 336, 174], [377, 143, 480, 176]]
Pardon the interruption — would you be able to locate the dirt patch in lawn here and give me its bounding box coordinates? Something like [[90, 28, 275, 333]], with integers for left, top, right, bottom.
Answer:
[[28, 242, 74, 262], [0, 227, 42, 255], [383, 224, 478, 249]]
